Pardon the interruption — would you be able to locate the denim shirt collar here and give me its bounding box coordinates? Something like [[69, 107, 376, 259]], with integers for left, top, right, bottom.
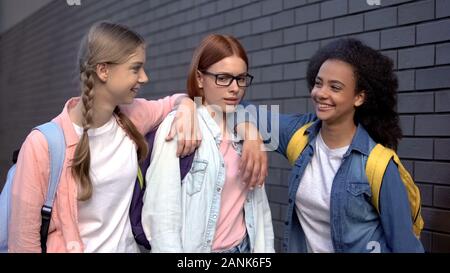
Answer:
[[305, 120, 372, 157]]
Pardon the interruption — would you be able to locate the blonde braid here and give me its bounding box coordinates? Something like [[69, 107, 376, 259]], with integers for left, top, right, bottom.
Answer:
[[72, 63, 95, 200]]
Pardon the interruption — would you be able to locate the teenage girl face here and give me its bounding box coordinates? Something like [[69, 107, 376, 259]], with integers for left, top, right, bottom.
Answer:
[[310, 59, 365, 126], [102, 46, 149, 105], [197, 55, 247, 114]]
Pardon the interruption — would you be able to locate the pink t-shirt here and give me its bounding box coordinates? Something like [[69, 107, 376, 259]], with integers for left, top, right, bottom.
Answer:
[[212, 138, 248, 251]]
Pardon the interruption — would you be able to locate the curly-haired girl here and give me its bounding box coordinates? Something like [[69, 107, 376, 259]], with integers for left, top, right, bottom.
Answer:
[[254, 38, 424, 253]]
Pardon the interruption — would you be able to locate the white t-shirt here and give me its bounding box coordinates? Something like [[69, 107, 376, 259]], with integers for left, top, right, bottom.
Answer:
[[295, 132, 349, 253], [73, 116, 140, 253]]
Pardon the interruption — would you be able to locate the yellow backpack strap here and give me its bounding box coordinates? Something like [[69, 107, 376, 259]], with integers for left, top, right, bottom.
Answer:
[[137, 167, 144, 189], [366, 144, 424, 237], [286, 122, 314, 165], [365, 144, 391, 213]]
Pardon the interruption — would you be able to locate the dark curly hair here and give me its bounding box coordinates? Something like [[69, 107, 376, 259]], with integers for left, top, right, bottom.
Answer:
[[306, 38, 402, 150]]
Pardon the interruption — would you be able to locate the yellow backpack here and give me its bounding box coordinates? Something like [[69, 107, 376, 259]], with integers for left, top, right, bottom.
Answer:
[[286, 122, 424, 237]]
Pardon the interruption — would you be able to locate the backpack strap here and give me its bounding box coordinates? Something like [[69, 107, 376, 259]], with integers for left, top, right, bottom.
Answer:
[[136, 130, 195, 189], [365, 144, 392, 213], [366, 144, 423, 237], [136, 149, 194, 187], [137, 167, 144, 189], [286, 122, 314, 165], [34, 122, 66, 253]]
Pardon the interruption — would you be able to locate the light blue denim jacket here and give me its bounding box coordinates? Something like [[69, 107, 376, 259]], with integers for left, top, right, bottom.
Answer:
[[141, 106, 274, 253], [268, 114, 424, 253]]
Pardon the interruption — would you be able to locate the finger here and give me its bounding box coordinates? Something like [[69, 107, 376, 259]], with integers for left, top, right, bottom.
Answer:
[[166, 122, 177, 141], [181, 135, 192, 157], [188, 139, 197, 155], [239, 148, 248, 173], [249, 158, 261, 189], [176, 131, 185, 157], [191, 113, 201, 149], [181, 117, 193, 157], [242, 157, 254, 187], [187, 117, 197, 155], [257, 154, 268, 186]]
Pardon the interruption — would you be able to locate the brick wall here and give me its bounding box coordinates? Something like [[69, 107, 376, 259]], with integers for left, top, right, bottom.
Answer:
[[0, 0, 449, 252]]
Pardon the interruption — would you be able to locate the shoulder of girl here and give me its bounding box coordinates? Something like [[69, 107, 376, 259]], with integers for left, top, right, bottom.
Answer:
[[18, 130, 50, 164], [26, 129, 48, 146]]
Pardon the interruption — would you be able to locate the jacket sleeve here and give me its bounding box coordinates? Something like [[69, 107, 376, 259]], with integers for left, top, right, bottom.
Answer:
[[238, 101, 316, 156], [121, 93, 186, 135], [8, 130, 50, 253], [141, 113, 184, 252], [275, 112, 317, 157], [378, 160, 425, 253]]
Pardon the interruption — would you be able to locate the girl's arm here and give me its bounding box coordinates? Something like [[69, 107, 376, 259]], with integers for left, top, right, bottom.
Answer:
[[379, 160, 425, 253], [238, 101, 317, 155], [235, 123, 268, 189], [234, 101, 316, 188], [122, 94, 201, 157], [141, 113, 183, 253], [8, 131, 50, 253]]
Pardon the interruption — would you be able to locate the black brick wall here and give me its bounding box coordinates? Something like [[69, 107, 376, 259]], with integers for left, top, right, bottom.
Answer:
[[0, 0, 449, 252]]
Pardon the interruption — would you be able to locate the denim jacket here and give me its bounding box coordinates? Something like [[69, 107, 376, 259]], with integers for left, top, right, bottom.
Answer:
[[141, 106, 274, 253], [268, 114, 424, 253]]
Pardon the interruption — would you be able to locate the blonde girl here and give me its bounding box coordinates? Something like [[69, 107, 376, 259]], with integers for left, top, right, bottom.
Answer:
[[8, 22, 200, 253]]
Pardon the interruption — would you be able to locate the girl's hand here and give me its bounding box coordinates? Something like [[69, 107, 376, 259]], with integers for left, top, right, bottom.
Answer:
[[237, 123, 268, 189], [166, 97, 202, 157]]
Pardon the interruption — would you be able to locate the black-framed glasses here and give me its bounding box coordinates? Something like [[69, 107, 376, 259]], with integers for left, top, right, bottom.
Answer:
[[201, 71, 254, 87]]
